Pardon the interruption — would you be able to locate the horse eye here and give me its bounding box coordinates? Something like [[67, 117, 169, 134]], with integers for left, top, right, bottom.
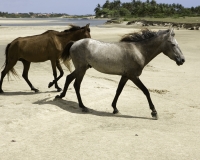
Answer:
[[172, 43, 176, 46]]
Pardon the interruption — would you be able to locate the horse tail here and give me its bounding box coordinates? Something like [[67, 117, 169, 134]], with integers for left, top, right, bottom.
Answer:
[[2, 43, 18, 80], [61, 41, 74, 61], [61, 41, 74, 72]]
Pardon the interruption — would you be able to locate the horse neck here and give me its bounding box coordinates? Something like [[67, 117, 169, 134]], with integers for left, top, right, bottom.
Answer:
[[57, 31, 84, 47], [138, 36, 164, 66]]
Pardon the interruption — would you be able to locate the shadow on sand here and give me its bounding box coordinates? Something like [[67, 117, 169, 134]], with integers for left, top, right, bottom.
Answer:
[[33, 97, 154, 120], [0, 91, 39, 96], [0, 90, 60, 96]]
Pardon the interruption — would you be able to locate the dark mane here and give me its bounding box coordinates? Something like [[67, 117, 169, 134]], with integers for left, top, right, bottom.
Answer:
[[39, 24, 91, 36], [63, 24, 90, 33], [120, 28, 157, 42]]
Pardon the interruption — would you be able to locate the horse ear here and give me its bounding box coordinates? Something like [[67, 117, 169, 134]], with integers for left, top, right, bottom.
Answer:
[[84, 23, 90, 32], [167, 27, 173, 36], [169, 28, 172, 35], [86, 23, 90, 28], [167, 28, 175, 41], [170, 28, 175, 35]]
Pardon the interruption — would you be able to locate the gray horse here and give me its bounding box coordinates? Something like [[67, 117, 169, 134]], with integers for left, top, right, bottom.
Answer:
[[56, 28, 185, 119]]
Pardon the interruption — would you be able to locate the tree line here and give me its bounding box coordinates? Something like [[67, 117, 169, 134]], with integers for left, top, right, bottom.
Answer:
[[94, 0, 200, 18], [0, 12, 69, 18]]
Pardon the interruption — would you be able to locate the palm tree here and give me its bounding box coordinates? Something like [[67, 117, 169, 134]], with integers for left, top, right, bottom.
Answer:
[[94, 4, 101, 16], [103, 0, 110, 9]]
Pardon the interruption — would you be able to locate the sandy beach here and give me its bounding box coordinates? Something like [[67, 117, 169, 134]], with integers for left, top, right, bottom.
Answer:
[[0, 20, 200, 160]]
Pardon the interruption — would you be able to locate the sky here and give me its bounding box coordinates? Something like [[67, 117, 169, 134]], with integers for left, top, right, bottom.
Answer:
[[0, 0, 199, 15]]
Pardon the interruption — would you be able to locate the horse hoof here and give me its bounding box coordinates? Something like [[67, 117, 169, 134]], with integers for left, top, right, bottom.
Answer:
[[82, 107, 89, 113], [113, 109, 119, 114], [114, 112, 121, 115], [0, 90, 4, 93], [57, 88, 62, 92], [151, 112, 158, 120], [55, 95, 62, 99], [48, 82, 54, 88], [33, 89, 39, 93]]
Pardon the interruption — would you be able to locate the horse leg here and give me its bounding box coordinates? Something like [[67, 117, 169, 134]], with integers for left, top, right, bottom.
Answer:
[[111, 76, 128, 114], [21, 60, 39, 92], [48, 60, 64, 90], [55, 70, 77, 98], [0, 59, 17, 93], [50, 60, 61, 92], [0, 69, 7, 93], [130, 76, 158, 119], [73, 67, 88, 112], [0, 68, 8, 93]]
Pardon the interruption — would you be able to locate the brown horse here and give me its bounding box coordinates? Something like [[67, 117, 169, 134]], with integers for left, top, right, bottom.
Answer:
[[0, 24, 91, 93]]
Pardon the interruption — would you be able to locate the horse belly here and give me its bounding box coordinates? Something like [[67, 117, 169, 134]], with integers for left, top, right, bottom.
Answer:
[[92, 61, 125, 75], [86, 49, 126, 75]]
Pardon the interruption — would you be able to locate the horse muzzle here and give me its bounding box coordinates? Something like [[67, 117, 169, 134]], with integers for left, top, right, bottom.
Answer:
[[176, 56, 185, 66]]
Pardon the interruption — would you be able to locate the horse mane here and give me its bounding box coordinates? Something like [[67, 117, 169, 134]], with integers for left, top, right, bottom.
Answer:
[[40, 24, 90, 36], [120, 28, 157, 42], [63, 24, 90, 33]]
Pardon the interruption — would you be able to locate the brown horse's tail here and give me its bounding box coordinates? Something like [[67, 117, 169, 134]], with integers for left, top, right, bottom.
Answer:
[[2, 43, 18, 80], [61, 41, 74, 72]]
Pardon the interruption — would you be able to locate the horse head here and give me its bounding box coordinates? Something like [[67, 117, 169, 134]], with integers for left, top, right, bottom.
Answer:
[[81, 23, 91, 39], [163, 28, 185, 66]]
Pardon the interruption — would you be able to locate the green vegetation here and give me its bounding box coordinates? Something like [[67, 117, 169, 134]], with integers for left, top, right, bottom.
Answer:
[[94, 0, 200, 18], [125, 17, 200, 23]]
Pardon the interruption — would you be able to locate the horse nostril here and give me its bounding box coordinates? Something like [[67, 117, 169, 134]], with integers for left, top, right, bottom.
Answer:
[[182, 59, 185, 63]]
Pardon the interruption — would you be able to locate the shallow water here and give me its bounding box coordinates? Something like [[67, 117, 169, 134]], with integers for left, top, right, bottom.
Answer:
[[0, 18, 107, 27]]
